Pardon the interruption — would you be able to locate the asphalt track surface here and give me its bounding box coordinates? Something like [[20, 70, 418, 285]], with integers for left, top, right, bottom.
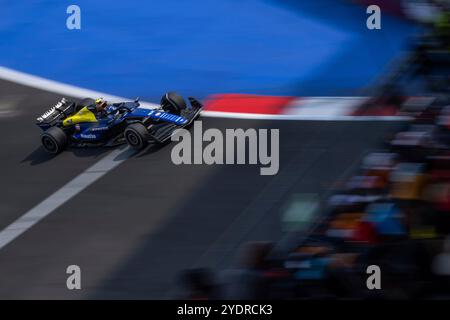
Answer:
[[0, 79, 405, 299]]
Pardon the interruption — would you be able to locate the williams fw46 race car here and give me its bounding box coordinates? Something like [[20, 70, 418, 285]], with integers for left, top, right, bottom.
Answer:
[[36, 92, 202, 154]]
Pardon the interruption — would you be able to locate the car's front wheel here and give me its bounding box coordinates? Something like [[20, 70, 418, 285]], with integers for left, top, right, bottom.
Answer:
[[124, 123, 149, 150], [161, 92, 186, 115], [41, 127, 68, 154]]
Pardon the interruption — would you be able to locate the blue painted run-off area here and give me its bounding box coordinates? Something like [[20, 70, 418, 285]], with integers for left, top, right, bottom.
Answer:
[[0, 0, 418, 100]]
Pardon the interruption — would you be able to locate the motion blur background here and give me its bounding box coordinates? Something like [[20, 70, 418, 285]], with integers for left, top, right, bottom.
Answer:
[[0, 0, 420, 98], [0, 0, 449, 299]]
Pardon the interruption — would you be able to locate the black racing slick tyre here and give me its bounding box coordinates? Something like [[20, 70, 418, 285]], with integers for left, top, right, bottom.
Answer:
[[124, 123, 149, 150], [41, 127, 68, 154], [161, 92, 186, 115]]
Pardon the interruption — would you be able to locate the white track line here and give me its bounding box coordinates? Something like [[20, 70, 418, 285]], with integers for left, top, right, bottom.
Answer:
[[0, 147, 137, 249], [0, 66, 158, 109]]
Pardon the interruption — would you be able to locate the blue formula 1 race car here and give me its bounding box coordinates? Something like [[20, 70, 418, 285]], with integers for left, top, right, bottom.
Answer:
[[36, 92, 202, 154]]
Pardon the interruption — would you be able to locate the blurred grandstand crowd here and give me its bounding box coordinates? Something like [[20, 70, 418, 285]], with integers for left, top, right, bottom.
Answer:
[[177, 1, 450, 300]]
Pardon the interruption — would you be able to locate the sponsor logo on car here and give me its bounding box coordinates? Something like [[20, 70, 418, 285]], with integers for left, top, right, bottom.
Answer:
[[91, 127, 109, 132], [148, 110, 186, 125], [80, 133, 97, 139], [158, 112, 186, 124]]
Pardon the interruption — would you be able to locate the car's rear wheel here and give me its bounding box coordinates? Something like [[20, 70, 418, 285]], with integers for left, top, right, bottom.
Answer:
[[161, 92, 186, 115], [125, 123, 149, 150], [41, 127, 68, 154]]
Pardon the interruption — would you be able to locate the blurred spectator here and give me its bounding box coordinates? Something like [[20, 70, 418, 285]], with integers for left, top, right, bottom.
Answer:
[[223, 242, 275, 299], [184, 3, 450, 299], [179, 268, 220, 300]]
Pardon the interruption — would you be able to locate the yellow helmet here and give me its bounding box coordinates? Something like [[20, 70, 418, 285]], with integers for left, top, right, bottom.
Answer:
[[93, 98, 107, 112]]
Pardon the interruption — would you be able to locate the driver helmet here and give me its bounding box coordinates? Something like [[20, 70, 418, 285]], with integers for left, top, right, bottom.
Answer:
[[94, 98, 108, 112]]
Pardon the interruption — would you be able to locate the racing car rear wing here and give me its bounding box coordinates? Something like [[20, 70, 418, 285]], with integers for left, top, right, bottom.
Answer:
[[36, 98, 76, 130]]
